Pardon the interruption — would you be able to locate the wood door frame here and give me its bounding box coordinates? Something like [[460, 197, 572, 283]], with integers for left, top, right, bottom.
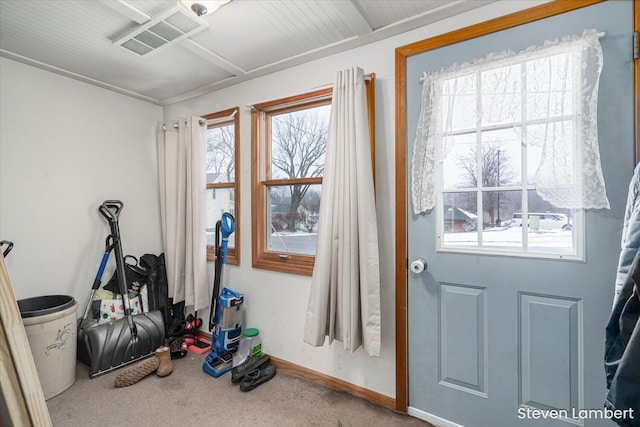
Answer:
[[393, 0, 639, 413]]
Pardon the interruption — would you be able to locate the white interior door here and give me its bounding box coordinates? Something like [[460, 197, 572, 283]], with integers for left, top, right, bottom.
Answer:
[[406, 3, 635, 427]]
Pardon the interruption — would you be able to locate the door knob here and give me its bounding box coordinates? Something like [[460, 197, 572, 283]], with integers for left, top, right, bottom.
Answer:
[[410, 258, 427, 274]]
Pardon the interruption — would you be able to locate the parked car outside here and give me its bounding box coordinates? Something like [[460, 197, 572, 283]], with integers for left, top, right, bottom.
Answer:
[[510, 213, 572, 230]]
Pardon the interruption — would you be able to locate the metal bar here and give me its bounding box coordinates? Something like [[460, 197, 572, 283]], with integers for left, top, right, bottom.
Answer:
[[162, 110, 238, 130]]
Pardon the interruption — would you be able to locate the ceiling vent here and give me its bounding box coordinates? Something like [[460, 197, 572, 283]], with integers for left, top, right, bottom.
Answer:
[[113, 3, 208, 56]]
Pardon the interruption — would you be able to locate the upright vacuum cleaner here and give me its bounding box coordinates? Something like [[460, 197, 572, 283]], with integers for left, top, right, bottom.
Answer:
[[203, 212, 244, 378]]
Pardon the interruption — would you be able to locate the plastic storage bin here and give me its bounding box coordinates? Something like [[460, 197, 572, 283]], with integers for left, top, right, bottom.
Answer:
[[17, 295, 77, 400]]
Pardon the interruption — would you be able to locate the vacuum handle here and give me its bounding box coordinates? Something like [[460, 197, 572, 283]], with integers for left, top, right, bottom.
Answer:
[[99, 200, 124, 223], [220, 212, 235, 236], [1, 240, 14, 258], [209, 252, 223, 331], [209, 213, 235, 330], [220, 213, 235, 264]]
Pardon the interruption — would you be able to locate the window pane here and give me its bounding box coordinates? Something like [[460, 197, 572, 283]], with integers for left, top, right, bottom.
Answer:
[[525, 121, 575, 190], [482, 190, 520, 228], [267, 184, 321, 255], [443, 134, 476, 190], [206, 124, 235, 183], [526, 190, 573, 254], [443, 129, 523, 190], [526, 53, 574, 120], [442, 74, 476, 131], [481, 64, 521, 125], [206, 187, 235, 248], [482, 190, 522, 250], [435, 44, 583, 259], [480, 129, 522, 187], [270, 105, 330, 180], [526, 136, 542, 185], [442, 192, 478, 247]]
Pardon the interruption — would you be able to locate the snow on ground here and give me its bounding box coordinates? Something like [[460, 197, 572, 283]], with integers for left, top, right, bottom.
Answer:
[[443, 226, 573, 253]]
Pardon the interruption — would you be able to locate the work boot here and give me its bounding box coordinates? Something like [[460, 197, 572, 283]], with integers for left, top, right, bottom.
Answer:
[[239, 363, 277, 392], [231, 354, 270, 383], [155, 346, 173, 377], [114, 357, 159, 387]]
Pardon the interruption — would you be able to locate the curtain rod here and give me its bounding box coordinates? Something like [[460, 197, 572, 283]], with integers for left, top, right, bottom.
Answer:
[[247, 74, 373, 110], [163, 110, 238, 130], [307, 75, 373, 92]]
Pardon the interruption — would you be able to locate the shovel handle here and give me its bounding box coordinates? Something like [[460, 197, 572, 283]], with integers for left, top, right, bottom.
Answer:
[[99, 200, 124, 223], [99, 200, 137, 337]]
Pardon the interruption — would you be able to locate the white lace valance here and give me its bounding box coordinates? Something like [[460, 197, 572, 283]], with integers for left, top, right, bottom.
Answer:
[[411, 29, 609, 215]]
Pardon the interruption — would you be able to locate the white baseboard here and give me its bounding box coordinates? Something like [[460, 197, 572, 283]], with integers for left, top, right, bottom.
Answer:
[[408, 407, 465, 427]]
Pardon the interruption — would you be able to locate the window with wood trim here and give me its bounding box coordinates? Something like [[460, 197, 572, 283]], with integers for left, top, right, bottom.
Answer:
[[204, 107, 240, 265], [251, 76, 375, 275]]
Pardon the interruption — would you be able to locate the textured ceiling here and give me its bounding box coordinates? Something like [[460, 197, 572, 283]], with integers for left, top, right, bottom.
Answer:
[[0, 0, 494, 105]]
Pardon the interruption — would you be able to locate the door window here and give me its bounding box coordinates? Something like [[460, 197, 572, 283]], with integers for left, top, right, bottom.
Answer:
[[425, 31, 608, 259]]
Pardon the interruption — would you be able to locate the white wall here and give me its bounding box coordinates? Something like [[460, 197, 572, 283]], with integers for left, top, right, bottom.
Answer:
[[164, 1, 542, 399], [0, 58, 163, 306]]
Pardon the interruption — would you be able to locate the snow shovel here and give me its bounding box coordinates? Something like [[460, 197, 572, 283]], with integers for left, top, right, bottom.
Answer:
[[77, 234, 115, 366], [77, 200, 165, 378]]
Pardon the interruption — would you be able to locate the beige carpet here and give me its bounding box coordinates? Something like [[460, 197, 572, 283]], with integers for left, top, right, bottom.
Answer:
[[46, 353, 432, 427]]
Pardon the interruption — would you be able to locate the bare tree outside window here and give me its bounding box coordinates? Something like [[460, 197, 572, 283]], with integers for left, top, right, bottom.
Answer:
[[435, 51, 579, 256], [456, 142, 515, 226], [270, 108, 328, 231], [203, 107, 240, 264], [252, 82, 374, 274], [206, 124, 235, 182]]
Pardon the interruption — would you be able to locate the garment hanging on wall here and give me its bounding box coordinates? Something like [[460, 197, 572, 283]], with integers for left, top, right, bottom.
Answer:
[[604, 163, 640, 426], [613, 163, 640, 306], [604, 249, 640, 426]]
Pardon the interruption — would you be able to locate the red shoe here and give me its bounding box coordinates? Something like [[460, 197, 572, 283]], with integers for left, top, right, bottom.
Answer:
[[184, 314, 202, 332]]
